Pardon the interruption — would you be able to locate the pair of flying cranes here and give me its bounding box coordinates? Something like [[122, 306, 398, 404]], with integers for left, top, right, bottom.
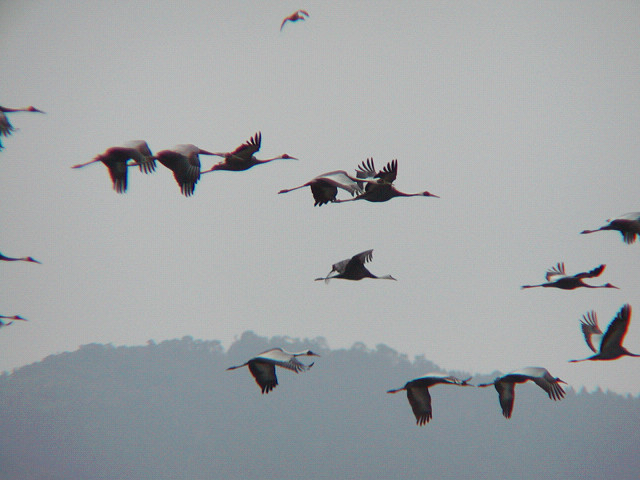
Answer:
[[229, 217, 640, 425]]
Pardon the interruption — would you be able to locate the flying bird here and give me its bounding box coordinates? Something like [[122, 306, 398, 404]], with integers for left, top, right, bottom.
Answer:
[[521, 262, 618, 290], [280, 9, 309, 31], [0, 252, 41, 264], [315, 249, 396, 282], [581, 212, 640, 245], [478, 367, 566, 419], [0, 105, 45, 150], [278, 170, 367, 206], [387, 373, 473, 425], [0, 315, 28, 328], [71, 141, 156, 193], [227, 348, 319, 394], [334, 158, 439, 203], [155, 144, 215, 196], [203, 132, 297, 173], [569, 304, 639, 362]]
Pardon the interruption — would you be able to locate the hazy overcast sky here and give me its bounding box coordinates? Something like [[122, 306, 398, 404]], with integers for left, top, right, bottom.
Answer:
[[2, 1, 640, 395]]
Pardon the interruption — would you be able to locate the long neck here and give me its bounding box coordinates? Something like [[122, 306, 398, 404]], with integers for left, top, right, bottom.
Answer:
[[0, 107, 32, 113], [256, 156, 286, 164], [376, 274, 396, 280], [71, 158, 103, 168], [395, 190, 421, 197]]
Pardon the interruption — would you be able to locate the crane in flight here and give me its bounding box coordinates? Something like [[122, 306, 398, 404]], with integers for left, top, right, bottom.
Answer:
[[581, 212, 640, 245], [315, 249, 396, 282], [334, 158, 439, 203], [155, 144, 215, 196], [71, 141, 156, 193], [569, 304, 639, 362], [280, 9, 309, 31], [278, 170, 367, 206], [0, 252, 41, 264], [478, 367, 566, 419], [0, 315, 28, 328], [0, 105, 45, 150], [387, 373, 473, 425], [227, 348, 319, 394], [202, 132, 297, 173], [521, 262, 618, 290]]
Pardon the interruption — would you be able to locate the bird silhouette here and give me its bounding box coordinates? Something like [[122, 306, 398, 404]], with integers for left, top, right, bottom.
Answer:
[[478, 367, 566, 418], [581, 212, 640, 245], [0, 252, 41, 264], [521, 262, 618, 290], [0, 105, 45, 150], [387, 373, 473, 425], [155, 144, 215, 196], [203, 132, 297, 172], [71, 141, 156, 193], [334, 158, 438, 203], [278, 170, 366, 206], [570, 304, 639, 362], [227, 348, 319, 394], [315, 249, 396, 282], [0, 315, 28, 328], [280, 9, 309, 31]]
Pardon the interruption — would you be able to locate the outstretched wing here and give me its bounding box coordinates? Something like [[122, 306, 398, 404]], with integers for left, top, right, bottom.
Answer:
[[356, 158, 377, 181], [230, 132, 261, 161], [406, 385, 432, 425], [314, 170, 365, 196], [531, 373, 566, 401], [579, 311, 602, 353], [256, 348, 313, 373], [0, 111, 15, 137], [248, 360, 278, 394], [545, 262, 566, 282], [376, 159, 398, 184], [351, 249, 374, 265], [573, 264, 605, 279], [494, 379, 516, 418], [600, 304, 632, 353]]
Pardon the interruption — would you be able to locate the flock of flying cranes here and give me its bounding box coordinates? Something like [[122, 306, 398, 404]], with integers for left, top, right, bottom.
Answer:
[[3, 7, 640, 425], [2, 97, 640, 423]]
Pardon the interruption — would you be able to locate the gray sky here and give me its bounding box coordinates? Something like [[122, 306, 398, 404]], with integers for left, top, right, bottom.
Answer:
[[2, 1, 640, 395]]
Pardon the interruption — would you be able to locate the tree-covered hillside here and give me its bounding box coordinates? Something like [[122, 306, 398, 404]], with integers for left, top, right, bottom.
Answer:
[[0, 332, 638, 479]]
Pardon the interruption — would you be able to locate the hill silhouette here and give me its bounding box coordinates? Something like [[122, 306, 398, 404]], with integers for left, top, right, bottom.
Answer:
[[0, 332, 638, 479]]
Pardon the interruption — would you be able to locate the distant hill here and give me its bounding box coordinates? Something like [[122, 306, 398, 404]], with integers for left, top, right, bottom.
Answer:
[[1, 332, 638, 479]]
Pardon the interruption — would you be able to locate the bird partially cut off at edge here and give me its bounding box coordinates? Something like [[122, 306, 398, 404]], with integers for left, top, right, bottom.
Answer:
[[0, 315, 28, 328], [581, 212, 640, 245], [0, 105, 45, 150], [0, 252, 41, 264], [569, 304, 640, 362]]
